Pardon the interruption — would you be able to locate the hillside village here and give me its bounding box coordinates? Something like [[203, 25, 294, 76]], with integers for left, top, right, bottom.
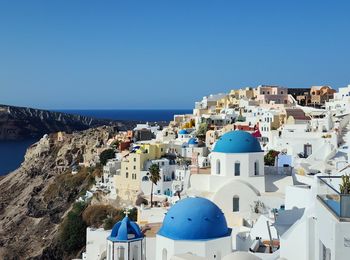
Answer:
[[37, 84, 350, 260]]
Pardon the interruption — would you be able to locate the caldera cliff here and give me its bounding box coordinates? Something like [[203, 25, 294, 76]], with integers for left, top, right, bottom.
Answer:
[[0, 104, 134, 140], [0, 126, 116, 260]]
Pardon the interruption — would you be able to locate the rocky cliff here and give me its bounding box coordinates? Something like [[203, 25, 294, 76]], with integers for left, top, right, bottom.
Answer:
[[0, 126, 115, 260], [0, 104, 135, 140]]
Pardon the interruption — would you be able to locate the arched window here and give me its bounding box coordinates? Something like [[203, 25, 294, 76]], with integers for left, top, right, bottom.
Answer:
[[132, 245, 138, 260], [117, 246, 125, 260], [216, 159, 221, 175], [162, 248, 167, 260], [254, 161, 259, 175], [233, 196, 239, 212], [234, 161, 240, 176]]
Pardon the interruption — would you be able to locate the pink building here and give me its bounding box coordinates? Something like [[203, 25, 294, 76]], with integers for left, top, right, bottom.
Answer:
[[256, 85, 289, 104]]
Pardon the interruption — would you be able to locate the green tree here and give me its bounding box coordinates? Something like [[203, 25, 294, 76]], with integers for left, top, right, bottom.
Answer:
[[99, 149, 115, 165], [264, 150, 279, 166], [58, 202, 87, 254], [148, 163, 161, 207], [340, 175, 350, 194], [196, 122, 208, 138], [110, 140, 120, 150]]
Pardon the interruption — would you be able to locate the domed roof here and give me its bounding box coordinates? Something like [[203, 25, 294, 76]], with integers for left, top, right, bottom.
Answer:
[[108, 216, 143, 242], [178, 129, 188, 135], [188, 138, 198, 145], [212, 130, 262, 153], [158, 197, 231, 240]]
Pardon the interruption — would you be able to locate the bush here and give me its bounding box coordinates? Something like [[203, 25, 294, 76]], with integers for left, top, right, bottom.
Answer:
[[58, 202, 87, 254], [82, 204, 122, 228], [264, 150, 280, 166], [196, 123, 208, 137], [103, 216, 116, 230], [99, 149, 116, 165]]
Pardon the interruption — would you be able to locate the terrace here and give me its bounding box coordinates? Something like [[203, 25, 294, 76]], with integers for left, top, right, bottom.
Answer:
[[317, 176, 350, 220]]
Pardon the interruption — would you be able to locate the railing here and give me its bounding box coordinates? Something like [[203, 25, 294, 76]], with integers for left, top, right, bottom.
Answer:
[[318, 176, 350, 219], [264, 166, 292, 176]]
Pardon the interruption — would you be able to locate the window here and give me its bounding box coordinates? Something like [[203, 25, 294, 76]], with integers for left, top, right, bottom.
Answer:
[[126, 172, 129, 178], [132, 245, 138, 260], [117, 246, 125, 260], [254, 161, 259, 175], [134, 158, 136, 162], [133, 166, 136, 170], [142, 176, 149, 181], [162, 248, 167, 260], [234, 162, 240, 176], [216, 159, 221, 175], [232, 196, 239, 212]]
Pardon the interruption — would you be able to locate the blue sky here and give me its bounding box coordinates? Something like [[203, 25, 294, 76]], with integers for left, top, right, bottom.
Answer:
[[1, 1, 350, 109]]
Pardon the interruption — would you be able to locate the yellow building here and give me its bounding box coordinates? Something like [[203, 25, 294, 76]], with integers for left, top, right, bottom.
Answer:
[[114, 142, 167, 206]]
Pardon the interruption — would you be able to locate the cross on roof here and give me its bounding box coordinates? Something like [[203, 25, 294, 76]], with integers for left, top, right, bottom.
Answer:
[[124, 208, 130, 217]]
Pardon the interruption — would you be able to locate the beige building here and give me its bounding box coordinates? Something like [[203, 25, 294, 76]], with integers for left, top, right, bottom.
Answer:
[[114, 142, 167, 206], [310, 85, 335, 107]]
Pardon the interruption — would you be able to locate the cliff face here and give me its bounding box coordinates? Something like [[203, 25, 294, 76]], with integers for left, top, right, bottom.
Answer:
[[0, 104, 134, 140], [0, 126, 115, 260]]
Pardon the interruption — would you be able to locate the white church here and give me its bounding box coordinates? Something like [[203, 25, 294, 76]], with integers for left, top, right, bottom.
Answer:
[[188, 130, 293, 226]]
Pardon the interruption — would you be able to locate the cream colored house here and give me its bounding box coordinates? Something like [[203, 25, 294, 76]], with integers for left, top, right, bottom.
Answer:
[[114, 142, 167, 207]]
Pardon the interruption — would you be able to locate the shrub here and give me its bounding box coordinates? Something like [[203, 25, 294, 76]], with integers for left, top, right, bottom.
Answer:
[[82, 204, 121, 228], [196, 123, 208, 137], [103, 216, 116, 230], [58, 202, 87, 254], [99, 149, 116, 165], [264, 150, 280, 166]]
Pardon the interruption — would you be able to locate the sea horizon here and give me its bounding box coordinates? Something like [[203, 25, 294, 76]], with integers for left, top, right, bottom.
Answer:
[[0, 108, 192, 175], [55, 108, 193, 122]]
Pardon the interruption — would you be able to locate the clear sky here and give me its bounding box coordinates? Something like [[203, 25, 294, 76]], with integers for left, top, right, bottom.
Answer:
[[1, 1, 350, 109]]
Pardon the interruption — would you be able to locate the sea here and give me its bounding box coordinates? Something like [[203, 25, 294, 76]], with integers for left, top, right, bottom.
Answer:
[[0, 109, 192, 176]]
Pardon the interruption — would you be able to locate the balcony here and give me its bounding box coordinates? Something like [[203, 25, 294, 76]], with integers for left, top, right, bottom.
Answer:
[[317, 176, 350, 219]]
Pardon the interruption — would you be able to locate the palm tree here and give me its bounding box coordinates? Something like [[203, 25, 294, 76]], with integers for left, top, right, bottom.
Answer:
[[148, 163, 161, 207]]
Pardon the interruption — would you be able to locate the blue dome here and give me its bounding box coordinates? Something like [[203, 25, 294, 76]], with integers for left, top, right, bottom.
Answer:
[[158, 197, 231, 240], [188, 138, 198, 145], [108, 216, 143, 242], [178, 129, 188, 135], [212, 130, 262, 153]]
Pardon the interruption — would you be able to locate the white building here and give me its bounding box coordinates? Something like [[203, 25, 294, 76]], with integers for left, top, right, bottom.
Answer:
[[141, 158, 176, 197], [188, 130, 293, 227]]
